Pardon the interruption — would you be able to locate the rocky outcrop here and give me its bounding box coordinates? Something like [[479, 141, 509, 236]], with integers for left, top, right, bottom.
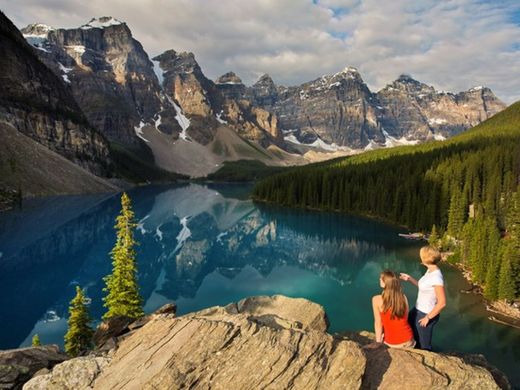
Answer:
[[0, 11, 112, 176], [92, 303, 177, 351], [215, 71, 247, 101], [23, 296, 508, 389], [0, 345, 67, 389]]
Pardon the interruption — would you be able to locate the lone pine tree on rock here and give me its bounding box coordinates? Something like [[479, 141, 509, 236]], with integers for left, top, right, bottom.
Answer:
[[103, 192, 144, 320], [64, 286, 94, 357]]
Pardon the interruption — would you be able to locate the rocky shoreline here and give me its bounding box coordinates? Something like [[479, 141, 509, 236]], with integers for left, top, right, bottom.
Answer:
[[1, 295, 510, 389], [447, 258, 520, 329]]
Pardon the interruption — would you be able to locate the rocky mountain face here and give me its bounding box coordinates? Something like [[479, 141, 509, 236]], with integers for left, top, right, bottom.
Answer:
[[152, 49, 222, 144], [376, 75, 506, 140], [153, 50, 282, 146], [18, 13, 507, 176], [21, 18, 288, 177], [21, 17, 182, 146], [21, 295, 509, 389], [0, 12, 112, 176], [248, 69, 506, 149]]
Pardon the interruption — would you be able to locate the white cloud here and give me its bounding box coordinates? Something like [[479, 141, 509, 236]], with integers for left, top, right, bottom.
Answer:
[[3, 0, 520, 103]]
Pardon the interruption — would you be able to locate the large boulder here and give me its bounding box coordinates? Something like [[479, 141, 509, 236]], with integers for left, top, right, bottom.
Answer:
[[22, 296, 508, 389], [224, 294, 329, 332], [342, 331, 509, 390], [23, 357, 110, 390], [92, 303, 178, 350], [92, 316, 134, 350], [360, 344, 504, 389], [0, 345, 67, 389]]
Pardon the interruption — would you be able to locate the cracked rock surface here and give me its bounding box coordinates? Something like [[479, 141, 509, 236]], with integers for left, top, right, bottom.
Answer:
[[22, 295, 507, 389]]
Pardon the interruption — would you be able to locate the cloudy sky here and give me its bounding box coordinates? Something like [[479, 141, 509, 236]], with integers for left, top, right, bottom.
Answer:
[[3, 0, 520, 103]]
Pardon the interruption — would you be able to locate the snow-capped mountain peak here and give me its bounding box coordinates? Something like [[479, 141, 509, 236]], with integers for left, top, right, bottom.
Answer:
[[80, 16, 123, 30], [21, 23, 55, 38]]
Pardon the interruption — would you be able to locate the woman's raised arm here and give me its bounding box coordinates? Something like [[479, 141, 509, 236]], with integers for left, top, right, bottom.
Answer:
[[399, 273, 418, 287]]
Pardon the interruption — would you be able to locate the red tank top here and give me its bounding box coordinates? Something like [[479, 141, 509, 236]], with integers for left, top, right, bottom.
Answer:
[[380, 309, 414, 345]]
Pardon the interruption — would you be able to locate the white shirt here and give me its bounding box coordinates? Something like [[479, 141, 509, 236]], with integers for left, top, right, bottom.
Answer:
[[416, 268, 444, 314]]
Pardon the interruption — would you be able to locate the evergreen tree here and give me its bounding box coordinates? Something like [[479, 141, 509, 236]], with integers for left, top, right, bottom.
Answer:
[[428, 224, 439, 248], [64, 286, 93, 357], [498, 241, 517, 301], [483, 218, 501, 300], [447, 189, 466, 237], [31, 334, 41, 347], [506, 188, 520, 295], [103, 192, 144, 320]]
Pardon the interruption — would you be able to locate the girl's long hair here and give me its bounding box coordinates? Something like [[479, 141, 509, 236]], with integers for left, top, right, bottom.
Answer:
[[381, 270, 407, 319]]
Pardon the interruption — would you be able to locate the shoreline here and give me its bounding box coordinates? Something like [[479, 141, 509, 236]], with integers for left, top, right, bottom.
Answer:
[[254, 197, 520, 331], [445, 256, 520, 329]]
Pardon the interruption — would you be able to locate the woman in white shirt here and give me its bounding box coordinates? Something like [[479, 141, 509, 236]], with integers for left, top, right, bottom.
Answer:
[[400, 246, 447, 351]]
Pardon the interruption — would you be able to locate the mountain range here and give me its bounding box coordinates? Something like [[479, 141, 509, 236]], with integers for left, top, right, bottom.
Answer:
[[0, 12, 508, 192]]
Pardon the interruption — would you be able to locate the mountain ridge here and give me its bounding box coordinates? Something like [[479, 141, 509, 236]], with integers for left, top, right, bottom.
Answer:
[[16, 14, 508, 177]]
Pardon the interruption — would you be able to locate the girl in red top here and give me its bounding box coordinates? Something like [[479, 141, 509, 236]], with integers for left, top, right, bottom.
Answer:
[[372, 270, 416, 348]]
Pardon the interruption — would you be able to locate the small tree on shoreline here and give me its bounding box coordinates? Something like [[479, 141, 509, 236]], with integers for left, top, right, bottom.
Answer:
[[64, 286, 93, 357], [31, 334, 41, 347], [103, 192, 143, 320], [428, 224, 439, 248]]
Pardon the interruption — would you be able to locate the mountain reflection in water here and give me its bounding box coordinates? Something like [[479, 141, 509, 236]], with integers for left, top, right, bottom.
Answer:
[[1, 183, 519, 387]]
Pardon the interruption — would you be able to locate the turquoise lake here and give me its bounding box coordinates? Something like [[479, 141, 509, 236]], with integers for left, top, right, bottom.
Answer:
[[0, 183, 519, 386]]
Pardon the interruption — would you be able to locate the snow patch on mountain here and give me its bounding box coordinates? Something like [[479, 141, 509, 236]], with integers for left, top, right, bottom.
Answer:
[[154, 114, 162, 130], [284, 134, 350, 152], [166, 95, 190, 140], [34, 45, 50, 53], [152, 60, 164, 86], [433, 133, 447, 141], [428, 117, 448, 125], [308, 138, 350, 151], [81, 17, 122, 29], [58, 62, 73, 83], [382, 130, 420, 147], [364, 140, 380, 151], [216, 110, 228, 124], [134, 121, 150, 143]]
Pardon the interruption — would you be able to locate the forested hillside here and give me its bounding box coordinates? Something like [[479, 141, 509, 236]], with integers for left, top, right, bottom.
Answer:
[[253, 102, 520, 301]]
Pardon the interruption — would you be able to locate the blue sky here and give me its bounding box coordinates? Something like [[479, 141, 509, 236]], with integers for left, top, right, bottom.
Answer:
[[3, 0, 520, 103]]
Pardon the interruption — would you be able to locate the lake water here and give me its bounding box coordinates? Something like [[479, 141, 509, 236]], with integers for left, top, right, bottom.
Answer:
[[0, 183, 519, 386]]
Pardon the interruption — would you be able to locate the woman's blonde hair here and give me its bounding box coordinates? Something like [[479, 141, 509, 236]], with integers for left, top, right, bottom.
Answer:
[[381, 270, 407, 319], [420, 246, 441, 265]]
